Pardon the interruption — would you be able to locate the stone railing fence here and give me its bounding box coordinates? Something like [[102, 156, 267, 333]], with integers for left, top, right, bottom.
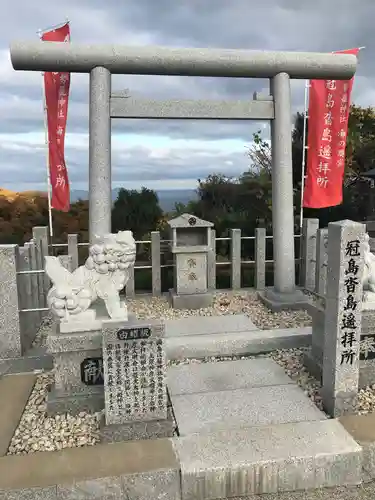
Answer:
[[0, 224, 311, 360]]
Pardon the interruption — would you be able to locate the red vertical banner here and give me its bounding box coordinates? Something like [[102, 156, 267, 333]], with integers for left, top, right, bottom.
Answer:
[[303, 48, 360, 209], [41, 23, 71, 211]]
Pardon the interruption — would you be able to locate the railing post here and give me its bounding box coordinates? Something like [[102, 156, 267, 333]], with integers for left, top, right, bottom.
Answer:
[[315, 228, 328, 296], [151, 231, 161, 296], [207, 229, 216, 291], [68, 234, 79, 271], [300, 218, 319, 290], [16, 246, 34, 353], [32, 226, 50, 307], [230, 228, 241, 289], [0, 245, 21, 358], [255, 228, 266, 290], [25, 241, 40, 331], [29, 239, 42, 323], [126, 237, 136, 299]]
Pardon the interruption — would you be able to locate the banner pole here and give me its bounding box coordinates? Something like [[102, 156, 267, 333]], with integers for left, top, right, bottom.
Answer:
[[299, 80, 310, 232], [37, 27, 54, 238], [37, 19, 70, 239]]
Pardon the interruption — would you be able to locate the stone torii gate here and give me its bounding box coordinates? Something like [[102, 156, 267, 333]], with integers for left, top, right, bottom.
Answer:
[[9, 41, 357, 309]]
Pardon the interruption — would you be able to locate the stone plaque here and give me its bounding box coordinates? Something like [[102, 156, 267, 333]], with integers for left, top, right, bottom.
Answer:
[[80, 357, 104, 386], [117, 326, 151, 341], [176, 253, 207, 295], [102, 320, 167, 425]]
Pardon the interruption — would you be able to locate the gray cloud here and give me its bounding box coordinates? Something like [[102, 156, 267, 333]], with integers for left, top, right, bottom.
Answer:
[[1, 0, 375, 189]]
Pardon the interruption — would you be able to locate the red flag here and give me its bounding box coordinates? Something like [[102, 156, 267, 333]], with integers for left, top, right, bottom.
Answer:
[[41, 23, 71, 211], [303, 48, 360, 209]]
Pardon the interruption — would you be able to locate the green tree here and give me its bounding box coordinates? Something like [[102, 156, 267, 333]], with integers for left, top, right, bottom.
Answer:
[[111, 187, 163, 239]]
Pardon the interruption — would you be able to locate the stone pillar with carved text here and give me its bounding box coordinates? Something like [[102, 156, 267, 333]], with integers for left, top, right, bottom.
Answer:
[[322, 220, 365, 417]]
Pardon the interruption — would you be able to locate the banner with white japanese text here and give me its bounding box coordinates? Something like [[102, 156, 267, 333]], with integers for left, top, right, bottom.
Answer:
[[42, 23, 71, 211], [302, 48, 360, 209]]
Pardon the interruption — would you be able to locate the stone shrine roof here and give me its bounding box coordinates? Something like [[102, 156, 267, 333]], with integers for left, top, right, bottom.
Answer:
[[167, 213, 214, 229]]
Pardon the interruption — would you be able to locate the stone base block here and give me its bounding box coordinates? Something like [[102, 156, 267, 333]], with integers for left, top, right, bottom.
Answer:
[[173, 419, 362, 498], [0, 346, 53, 377], [58, 305, 136, 334], [322, 390, 358, 418], [258, 287, 311, 311], [99, 407, 175, 443], [169, 289, 213, 310], [47, 385, 104, 416]]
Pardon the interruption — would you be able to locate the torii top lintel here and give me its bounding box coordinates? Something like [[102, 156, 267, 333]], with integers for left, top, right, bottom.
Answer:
[[9, 41, 357, 79]]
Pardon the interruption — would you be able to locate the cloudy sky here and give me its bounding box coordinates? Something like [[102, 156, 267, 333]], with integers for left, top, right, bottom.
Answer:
[[1, 0, 374, 192]]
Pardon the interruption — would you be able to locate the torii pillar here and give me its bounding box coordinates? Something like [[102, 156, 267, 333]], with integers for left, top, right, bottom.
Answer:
[[258, 72, 307, 310], [89, 66, 112, 243]]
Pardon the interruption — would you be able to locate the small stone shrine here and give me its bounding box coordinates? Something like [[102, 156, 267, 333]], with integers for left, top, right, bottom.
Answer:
[[99, 318, 172, 441], [167, 213, 214, 309]]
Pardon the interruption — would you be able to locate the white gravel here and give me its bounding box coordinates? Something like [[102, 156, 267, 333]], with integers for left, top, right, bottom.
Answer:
[[128, 291, 312, 329], [7, 373, 101, 455], [9, 291, 372, 455]]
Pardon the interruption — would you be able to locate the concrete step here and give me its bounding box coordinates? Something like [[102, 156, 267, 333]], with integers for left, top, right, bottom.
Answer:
[[171, 382, 326, 436], [167, 358, 294, 396], [172, 419, 363, 499], [165, 326, 312, 360]]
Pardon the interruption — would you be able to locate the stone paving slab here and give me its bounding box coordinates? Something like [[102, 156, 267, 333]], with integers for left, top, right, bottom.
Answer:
[[0, 373, 36, 456], [172, 419, 362, 499], [165, 326, 312, 360], [168, 358, 293, 396], [171, 383, 326, 436], [165, 314, 258, 337]]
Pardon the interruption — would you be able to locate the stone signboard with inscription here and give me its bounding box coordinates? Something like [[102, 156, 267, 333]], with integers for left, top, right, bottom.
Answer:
[[102, 319, 167, 426], [322, 220, 365, 417]]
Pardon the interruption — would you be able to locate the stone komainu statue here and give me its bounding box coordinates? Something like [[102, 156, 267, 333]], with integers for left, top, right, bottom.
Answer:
[[45, 231, 136, 321]]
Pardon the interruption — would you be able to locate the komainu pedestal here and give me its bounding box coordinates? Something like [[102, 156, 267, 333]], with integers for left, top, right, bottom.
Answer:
[[45, 231, 137, 415]]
